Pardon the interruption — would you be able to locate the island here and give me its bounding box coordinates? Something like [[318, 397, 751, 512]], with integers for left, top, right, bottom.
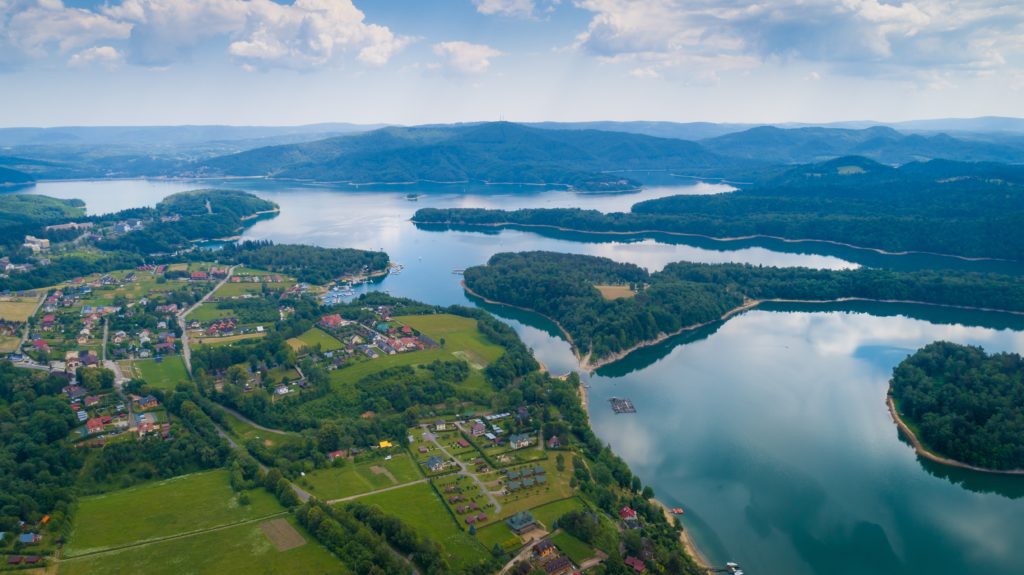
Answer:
[[888, 341, 1024, 473], [414, 156, 1024, 261], [462, 251, 1024, 369]]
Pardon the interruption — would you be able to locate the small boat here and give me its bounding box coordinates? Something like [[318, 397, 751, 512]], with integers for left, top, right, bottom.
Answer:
[[670, 507, 684, 515]]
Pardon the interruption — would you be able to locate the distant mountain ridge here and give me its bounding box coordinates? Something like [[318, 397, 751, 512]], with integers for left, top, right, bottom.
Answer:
[[191, 122, 752, 191]]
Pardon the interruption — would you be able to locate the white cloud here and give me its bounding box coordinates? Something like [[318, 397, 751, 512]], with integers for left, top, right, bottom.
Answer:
[[0, 0, 408, 71], [473, 0, 535, 17], [571, 0, 1024, 81], [433, 40, 502, 74], [1, 0, 130, 66], [68, 45, 124, 68]]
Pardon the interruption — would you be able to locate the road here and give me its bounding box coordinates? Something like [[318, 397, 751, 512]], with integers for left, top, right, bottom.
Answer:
[[421, 424, 502, 514], [219, 403, 299, 436], [17, 292, 45, 349], [101, 318, 109, 363], [178, 266, 236, 375]]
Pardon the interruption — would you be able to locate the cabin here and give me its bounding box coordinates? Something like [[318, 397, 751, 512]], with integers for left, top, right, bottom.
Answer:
[[506, 511, 538, 535]]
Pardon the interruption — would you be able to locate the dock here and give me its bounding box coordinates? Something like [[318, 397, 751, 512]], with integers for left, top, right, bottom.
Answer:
[[609, 397, 636, 414]]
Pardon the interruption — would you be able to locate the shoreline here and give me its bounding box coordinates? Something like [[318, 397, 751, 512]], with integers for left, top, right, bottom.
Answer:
[[886, 395, 1024, 475], [414, 219, 1013, 263], [650, 498, 713, 571]]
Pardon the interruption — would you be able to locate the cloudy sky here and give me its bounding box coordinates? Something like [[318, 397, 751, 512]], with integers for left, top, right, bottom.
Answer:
[[2, 0, 1023, 126]]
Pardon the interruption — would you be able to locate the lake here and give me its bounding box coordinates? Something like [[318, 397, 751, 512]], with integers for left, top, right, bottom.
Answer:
[[23, 179, 1024, 574]]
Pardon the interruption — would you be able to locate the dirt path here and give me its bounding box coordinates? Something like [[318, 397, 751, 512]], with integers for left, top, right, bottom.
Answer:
[[324, 478, 428, 504], [219, 404, 299, 436]]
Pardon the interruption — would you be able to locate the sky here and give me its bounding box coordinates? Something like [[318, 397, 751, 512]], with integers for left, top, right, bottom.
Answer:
[[1, 0, 1023, 126]]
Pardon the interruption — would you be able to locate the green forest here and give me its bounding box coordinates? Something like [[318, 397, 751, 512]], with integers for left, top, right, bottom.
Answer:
[[414, 156, 1024, 261], [464, 251, 1024, 362], [890, 341, 1024, 470], [219, 241, 390, 284]]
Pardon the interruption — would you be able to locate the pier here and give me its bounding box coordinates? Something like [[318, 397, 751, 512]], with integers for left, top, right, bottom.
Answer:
[[609, 397, 636, 414]]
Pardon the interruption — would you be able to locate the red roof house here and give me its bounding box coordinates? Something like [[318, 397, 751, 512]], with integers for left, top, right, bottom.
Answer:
[[86, 418, 104, 435]]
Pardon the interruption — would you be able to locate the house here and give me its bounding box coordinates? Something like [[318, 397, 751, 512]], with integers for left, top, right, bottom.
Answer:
[[456, 439, 471, 449], [506, 511, 537, 535], [533, 539, 557, 558], [136, 395, 159, 410], [547, 435, 562, 449], [32, 339, 50, 354], [624, 556, 647, 573], [84, 395, 101, 407], [425, 456, 446, 472], [471, 421, 486, 436], [434, 420, 452, 432], [18, 533, 41, 544], [190, 271, 208, 281], [63, 385, 86, 400], [328, 450, 347, 461], [40, 314, 56, 329], [320, 314, 349, 329], [509, 433, 532, 450], [86, 418, 104, 435], [544, 556, 574, 575], [619, 506, 639, 528]]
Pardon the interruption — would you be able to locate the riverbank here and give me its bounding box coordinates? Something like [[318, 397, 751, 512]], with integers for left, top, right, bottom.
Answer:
[[413, 219, 1011, 263], [886, 395, 1024, 475], [650, 498, 713, 571]]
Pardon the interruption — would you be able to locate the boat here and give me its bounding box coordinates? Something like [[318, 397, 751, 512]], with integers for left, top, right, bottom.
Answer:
[[671, 507, 684, 515]]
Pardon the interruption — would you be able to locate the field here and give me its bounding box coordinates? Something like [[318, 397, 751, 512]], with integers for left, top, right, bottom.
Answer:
[[301, 452, 422, 500], [476, 521, 522, 552], [354, 482, 489, 570], [130, 356, 190, 390], [195, 332, 266, 347], [395, 314, 505, 368], [59, 515, 345, 575], [187, 302, 236, 322], [221, 410, 300, 449], [530, 497, 587, 530], [288, 327, 343, 353], [329, 348, 451, 388], [0, 296, 40, 321], [0, 334, 21, 353], [550, 530, 596, 564], [65, 470, 282, 557], [594, 284, 636, 300]]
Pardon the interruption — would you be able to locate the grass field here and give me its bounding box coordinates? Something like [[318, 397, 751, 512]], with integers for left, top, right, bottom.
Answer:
[[195, 332, 266, 347], [550, 530, 595, 564], [65, 470, 282, 557], [302, 452, 422, 500], [0, 334, 21, 353], [354, 482, 489, 571], [132, 356, 190, 390], [221, 410, 300, 449], [288, 327, 343, 353], [0, 297, 39, 321], [187, 303, 235, 322], [476, 521, 522, 552], [395, 314, 504, 368], [530, 497, 587, 530], [329, 348, 451, 388], [59, 515, 345, 575], [594, 284, 636, 300]]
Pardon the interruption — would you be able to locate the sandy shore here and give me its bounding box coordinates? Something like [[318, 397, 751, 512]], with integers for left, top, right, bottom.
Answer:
[[887, 395, 1024, 475], [651, 498, 712, 571]]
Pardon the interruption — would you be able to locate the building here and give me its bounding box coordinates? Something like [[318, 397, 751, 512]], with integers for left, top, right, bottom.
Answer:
[[18, 533, 41, 544], [425, 456, 446, 472], [190, 271, 208, 281], [533, 539, 557, 558], [547, 435, 562, 449], [320, 314, 350, 329], [505, 511, 538, 535], [135, 395, 159, 410], [543, 556, 574, 575], [624, 556, 647, 573], [509, 433, 532, 450], [328, 450, 347, 461], [471, 421, 486, 436], [434, 420, 452, 432], [86, 418, 104, 435], [22, 236, 50, 253], [619, 506, 640, 528]]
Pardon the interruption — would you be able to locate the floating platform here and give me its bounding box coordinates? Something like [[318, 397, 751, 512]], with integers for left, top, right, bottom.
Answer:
[[609, 397, 636, 414]]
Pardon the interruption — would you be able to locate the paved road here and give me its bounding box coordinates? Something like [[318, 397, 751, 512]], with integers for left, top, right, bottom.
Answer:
[[178, 266, 236, 374], [422, 424, 502, 514]]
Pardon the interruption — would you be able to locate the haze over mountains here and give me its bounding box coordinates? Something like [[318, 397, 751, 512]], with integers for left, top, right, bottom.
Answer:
[[1, 118, 1024, 189]]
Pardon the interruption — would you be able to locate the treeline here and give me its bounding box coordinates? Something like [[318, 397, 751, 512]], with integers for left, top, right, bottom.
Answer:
[[890, 342, 1024, 470], [0, 251, 145, 291], [347, 501, 456, 575], [0, 194, 85, 251], [296, 500, 411, 574], [464, 251, 1024, 362], [414, 157, 1024, 261], [218, 241, 391, 284]]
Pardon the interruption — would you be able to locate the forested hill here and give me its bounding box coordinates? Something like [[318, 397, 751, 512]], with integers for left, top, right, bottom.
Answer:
[[191, 122, 751, 191], [416, 157, 1024, 261], [0, 166, 34, 186], [890, 342, 1024, 470], [464, 251, 1024, 364], [0, 194, 85, 248], [218, 241, 390, 284], [700, 125, 1024, 164], [97, 189, 279, 254]]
